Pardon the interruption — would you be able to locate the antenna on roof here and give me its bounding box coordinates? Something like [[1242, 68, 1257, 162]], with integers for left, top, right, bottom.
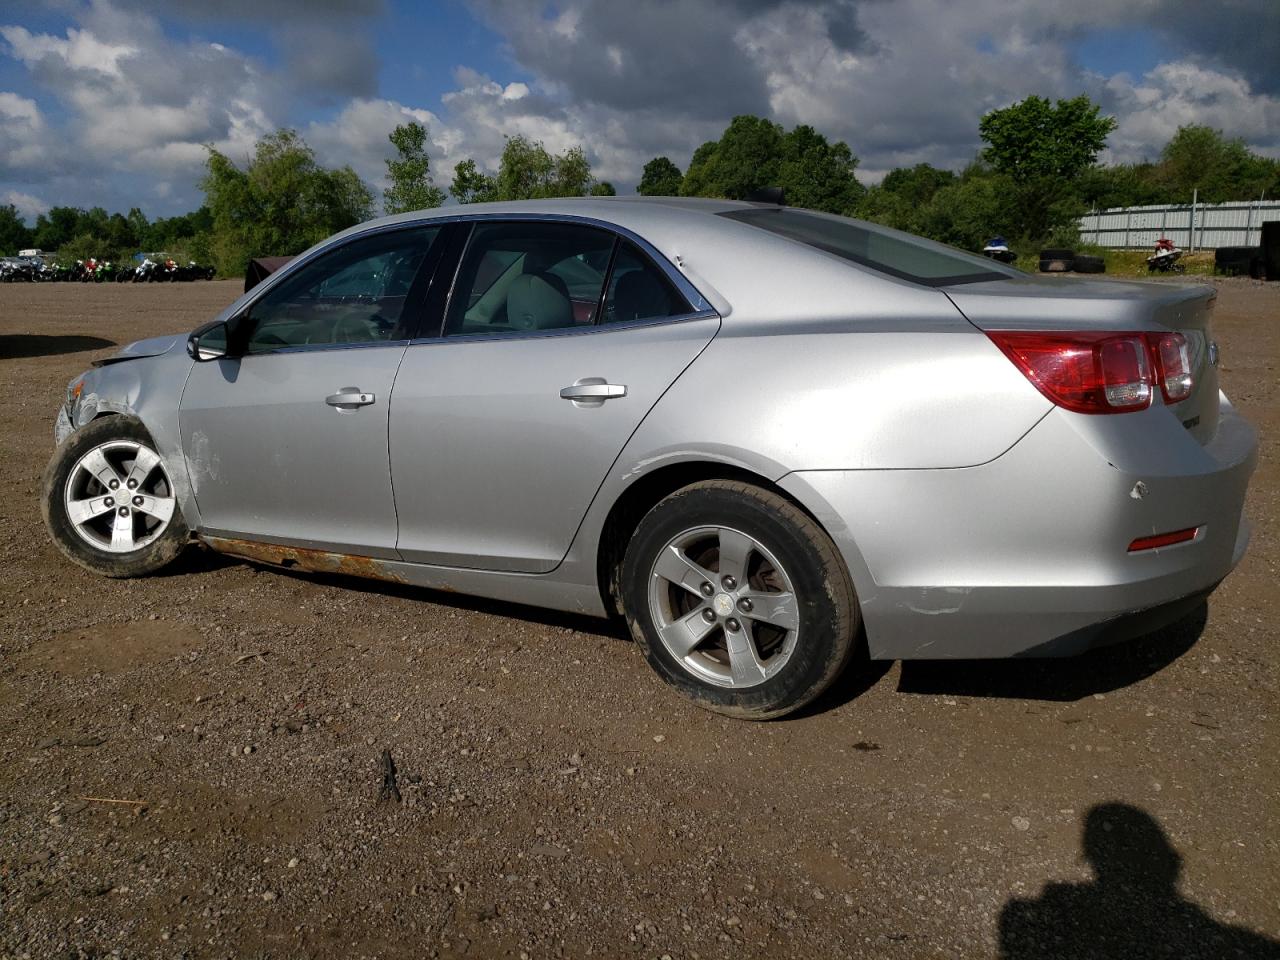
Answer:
[[745, 186, 786, 206]]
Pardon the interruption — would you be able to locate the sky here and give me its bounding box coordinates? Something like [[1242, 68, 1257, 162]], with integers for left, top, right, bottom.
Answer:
[[1, 0, 1278, 222]]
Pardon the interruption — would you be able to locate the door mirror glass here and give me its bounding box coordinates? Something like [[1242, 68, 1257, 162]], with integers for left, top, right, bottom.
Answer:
[[187, 320, 229, 362]]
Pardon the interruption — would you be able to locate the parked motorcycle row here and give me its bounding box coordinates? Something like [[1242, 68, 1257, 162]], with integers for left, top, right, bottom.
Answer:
[[0, 255, 216, 283]]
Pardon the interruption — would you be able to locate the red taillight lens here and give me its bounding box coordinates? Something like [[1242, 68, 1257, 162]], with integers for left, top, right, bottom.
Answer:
[[988, 330, 1194, 414], [1153, 332, 1192, 403], [988, 332, 1151, 414]]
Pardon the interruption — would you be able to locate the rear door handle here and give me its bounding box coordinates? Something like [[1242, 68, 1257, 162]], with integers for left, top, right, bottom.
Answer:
[[560, 379, 627, 404], [326, 388, 376, 408]]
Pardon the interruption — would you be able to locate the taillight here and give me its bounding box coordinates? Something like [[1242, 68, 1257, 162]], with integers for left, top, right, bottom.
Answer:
[[1152, 332, 1192, 403], [988, 330, 1194, 414]]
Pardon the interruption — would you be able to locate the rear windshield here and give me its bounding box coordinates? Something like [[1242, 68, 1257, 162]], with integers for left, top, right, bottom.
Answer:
[[719, 208, 1011, 287]]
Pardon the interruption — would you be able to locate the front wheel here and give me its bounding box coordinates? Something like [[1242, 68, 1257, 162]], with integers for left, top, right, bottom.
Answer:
[[42, 416, 189, 577], [621, 480, 859, 719]]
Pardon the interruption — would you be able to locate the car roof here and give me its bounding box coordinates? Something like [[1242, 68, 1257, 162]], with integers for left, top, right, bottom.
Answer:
[[285, 196, 965, 326]]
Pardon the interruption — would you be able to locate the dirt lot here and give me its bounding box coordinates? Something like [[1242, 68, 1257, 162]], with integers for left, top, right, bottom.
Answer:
[[1, 279, 1277, 960]]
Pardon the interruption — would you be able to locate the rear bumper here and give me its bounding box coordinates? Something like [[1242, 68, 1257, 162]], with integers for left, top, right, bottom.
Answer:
[[781, 393, 1257, 659]]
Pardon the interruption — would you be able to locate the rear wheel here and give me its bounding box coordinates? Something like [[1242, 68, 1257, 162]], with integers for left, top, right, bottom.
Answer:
[[621, 481, 858, 719], [42, 416, 189, 578]]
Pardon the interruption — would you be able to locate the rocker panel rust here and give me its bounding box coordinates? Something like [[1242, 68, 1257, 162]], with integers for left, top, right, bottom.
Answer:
[[201, 536, 409, 584]]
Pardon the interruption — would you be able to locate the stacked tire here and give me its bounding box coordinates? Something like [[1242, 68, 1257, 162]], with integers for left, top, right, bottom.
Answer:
[[1263, 222, 1280, 282], [1038, 249, 1105, 274], [1039, 248, 1074, 273], [1215, 246, 1263, 278]]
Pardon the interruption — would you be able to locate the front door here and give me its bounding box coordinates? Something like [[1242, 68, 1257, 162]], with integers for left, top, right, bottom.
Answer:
[[390, 222, 719, 572], [179, 225, 443, 556]]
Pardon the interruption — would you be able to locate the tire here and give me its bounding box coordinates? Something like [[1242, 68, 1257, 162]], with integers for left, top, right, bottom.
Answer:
[[1072, 254, 1105, 274], [42, 416, 189, 578], [620, 480, 859, 719], [1040, 258, 1072, 273], [1040, 248, 1075, 261]]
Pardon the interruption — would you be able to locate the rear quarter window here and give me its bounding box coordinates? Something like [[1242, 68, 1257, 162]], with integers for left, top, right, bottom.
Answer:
[[720, 208, 1014, 287]]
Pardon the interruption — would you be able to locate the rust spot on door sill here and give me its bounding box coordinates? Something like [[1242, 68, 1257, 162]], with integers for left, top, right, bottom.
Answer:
[[201, 536, 408, 584]]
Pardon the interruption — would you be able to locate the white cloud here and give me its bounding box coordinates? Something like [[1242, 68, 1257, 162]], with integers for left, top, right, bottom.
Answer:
[[1104, 60, 1280, 163], [0, 91, 51, 174], [3, 188, 49, 219], [1, 0, 1277, 217], [0, 24, 134, 78]]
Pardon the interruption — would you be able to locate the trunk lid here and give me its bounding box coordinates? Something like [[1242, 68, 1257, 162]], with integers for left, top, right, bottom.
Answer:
[[945, 276, 1219, 444]]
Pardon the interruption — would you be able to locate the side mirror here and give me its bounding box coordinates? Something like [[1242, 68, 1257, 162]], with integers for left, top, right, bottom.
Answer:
[[187, 320, 230, 361]]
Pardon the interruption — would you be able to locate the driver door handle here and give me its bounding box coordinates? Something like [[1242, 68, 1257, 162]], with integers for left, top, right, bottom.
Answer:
[[326, 388, 376, 408], [560, 379, 627, 403]]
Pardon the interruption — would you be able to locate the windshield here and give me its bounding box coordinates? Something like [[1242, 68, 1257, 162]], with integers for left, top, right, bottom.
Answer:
[[720, 208, 1014, 287]]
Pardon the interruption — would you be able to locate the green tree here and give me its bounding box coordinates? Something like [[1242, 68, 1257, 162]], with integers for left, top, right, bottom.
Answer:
[[879, 164, 957, 207], [590, 181, 617, 196], [977, 95, 1115, 240], [201, 129, 375, 276], [680, 116, 863, 213], [449, 158, 497, 204], [1159, 125, 1280, 202], [32, 207, 82, 251], [777, 124, 864, 213], [383, 120, 445, 214], [637, 156, 683, 196], [452, 135, 603, 203], [681, 115, 785, 200], [979, 95, 1117, 184], [0, 204, 33, 255], [918, 170, 1021, 251], [1076, 161, 1167, 210]]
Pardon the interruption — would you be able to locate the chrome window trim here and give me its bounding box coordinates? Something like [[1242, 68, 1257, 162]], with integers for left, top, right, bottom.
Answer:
[[407, 309, 719, 348], [238, 338, 411, 359]]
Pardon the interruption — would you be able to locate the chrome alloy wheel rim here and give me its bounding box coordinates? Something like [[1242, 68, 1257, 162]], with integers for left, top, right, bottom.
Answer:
[[647, 525, 800, 688], [64, 439, 175, 553]]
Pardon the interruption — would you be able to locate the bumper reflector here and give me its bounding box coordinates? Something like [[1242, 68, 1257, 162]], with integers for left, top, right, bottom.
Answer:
[[1128, 527, 1199, 552]]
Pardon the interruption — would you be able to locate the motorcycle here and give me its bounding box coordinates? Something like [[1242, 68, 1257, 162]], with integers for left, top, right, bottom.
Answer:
[[1147, 237, 1185, 274]]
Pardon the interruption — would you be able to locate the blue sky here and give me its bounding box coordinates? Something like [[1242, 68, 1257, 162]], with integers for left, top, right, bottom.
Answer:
[[2, 0, 1276, 221]]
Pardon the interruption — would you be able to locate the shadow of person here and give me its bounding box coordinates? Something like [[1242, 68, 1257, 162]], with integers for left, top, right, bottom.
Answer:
[[1000, 803, 1280, 959]]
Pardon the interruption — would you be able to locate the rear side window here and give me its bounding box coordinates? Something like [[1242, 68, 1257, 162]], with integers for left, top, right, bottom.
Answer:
[[444, 222, 615, 337], [720, 208, 1009, 287], [602, 242, 691, 324]]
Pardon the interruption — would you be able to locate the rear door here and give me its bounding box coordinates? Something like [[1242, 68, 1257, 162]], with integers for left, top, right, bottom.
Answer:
[[390, 221, 719, 572]]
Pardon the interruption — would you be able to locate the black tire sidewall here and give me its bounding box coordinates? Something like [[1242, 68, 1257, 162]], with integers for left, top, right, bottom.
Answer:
[[42, 416, 188, 578], [621, 482, 857, 719]]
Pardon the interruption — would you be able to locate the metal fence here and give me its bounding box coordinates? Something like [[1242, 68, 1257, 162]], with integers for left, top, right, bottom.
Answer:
[[1078, 200, 1280, 251]]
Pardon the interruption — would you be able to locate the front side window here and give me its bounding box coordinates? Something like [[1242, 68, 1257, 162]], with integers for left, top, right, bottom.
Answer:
[[443, 222, 615, 337], [243, 226, 440, 353]]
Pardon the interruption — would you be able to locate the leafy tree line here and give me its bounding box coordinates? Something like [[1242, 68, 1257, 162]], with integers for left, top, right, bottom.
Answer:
[[0, 202, 213, 265], [640, 97, 1280, 253], [5, 96, 1277, 270]]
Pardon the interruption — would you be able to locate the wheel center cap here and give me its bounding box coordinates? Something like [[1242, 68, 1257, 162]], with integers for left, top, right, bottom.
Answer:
[[713, 593, 734, 617]]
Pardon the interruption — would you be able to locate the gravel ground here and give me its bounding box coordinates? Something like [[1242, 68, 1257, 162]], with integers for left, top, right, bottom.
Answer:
[[1, 278, 1277, 960]]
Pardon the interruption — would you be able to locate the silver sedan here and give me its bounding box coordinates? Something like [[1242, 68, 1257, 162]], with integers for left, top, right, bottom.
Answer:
[[43, 198, 1258, 718]]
